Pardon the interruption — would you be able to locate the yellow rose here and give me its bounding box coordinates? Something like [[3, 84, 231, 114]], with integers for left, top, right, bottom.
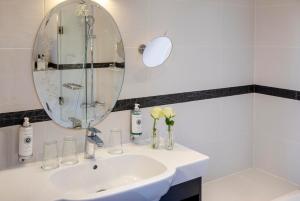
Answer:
[[151, 107, 163, 119], [162, 107, 176, 118]]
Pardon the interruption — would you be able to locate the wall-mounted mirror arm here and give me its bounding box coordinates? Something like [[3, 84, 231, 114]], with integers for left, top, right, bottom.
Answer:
[[138, 44, 146, 55]]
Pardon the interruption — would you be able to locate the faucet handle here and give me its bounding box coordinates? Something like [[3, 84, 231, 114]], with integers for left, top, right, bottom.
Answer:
[[88, 127, 101, 135], [87, 127, 104, 147], [87, 135, 104, 147]]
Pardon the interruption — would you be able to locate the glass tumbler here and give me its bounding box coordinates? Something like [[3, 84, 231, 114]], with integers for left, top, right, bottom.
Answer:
[[42, 140, 59, 170], [61, 136, 78, 165], [107, 129, 123, 154]]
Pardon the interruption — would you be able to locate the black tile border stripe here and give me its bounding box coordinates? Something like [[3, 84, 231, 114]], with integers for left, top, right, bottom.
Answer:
[[45, 62, 125, 70], [0, 109, 51, 128], [254, 85, 298, 100], [1, 84, 298, 128], [113, 85, 254, 112], [0, 85, 253, 127]]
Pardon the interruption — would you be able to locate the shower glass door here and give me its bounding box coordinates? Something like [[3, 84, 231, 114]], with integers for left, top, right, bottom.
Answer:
[[58, 4, 87, 128]]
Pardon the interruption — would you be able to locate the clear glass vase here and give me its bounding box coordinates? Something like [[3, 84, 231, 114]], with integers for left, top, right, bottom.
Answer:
[[165, 127, 174, 150], [151, 129, 160, 149]]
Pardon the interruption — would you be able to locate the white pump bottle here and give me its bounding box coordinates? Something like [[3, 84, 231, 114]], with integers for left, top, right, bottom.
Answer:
[[19, 117, 33, 161], [131, 104, 143, 143]]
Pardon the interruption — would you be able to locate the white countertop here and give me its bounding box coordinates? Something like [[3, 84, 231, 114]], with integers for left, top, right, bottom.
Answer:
[[0, 143, 209, 201]]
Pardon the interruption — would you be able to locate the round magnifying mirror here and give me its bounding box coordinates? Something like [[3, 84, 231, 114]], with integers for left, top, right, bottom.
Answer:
[[142, 36, 172, 68]]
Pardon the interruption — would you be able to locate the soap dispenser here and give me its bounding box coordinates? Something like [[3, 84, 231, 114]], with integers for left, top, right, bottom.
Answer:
[[131, 103, 142, 143], [18, 117, 33, 162]]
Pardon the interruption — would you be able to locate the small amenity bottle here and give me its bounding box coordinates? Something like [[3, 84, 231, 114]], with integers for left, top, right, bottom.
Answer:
[[18, 117, 33, 161], [131, 103, 142, 143]]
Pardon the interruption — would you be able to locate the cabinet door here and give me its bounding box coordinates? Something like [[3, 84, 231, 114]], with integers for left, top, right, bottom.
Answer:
[[160, 178, 202, 201]]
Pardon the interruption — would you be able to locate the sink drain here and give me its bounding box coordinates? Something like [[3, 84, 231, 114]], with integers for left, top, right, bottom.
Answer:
[[96, 189, 106, 193]]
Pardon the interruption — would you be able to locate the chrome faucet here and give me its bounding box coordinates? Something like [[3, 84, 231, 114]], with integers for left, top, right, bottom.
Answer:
[[84, 127, 104, 159]]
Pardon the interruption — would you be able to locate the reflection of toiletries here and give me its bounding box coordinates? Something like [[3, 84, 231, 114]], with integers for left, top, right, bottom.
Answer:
[[37, 54, 41, 70], [131, 103, 142, 142], [19, 117, 33, 161], [42, 54, 48, 69], [37, 54, 46, 70]]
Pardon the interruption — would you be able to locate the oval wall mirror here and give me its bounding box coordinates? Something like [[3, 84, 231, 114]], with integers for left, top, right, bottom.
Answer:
[[142, 36, 172, 68], [32, 0, 125, 129]]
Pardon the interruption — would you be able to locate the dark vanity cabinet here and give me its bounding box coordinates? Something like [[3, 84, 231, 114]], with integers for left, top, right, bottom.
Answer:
[[160, 177, 202, 201]]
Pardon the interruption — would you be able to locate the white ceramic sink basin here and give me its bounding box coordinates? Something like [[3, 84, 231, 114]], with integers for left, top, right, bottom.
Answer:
[[0, 144, 209, 201], [51, 154, 174, 201]]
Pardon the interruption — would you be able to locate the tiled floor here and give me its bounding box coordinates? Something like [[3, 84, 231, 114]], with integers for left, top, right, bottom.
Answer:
[[203, 169, 299, 201]]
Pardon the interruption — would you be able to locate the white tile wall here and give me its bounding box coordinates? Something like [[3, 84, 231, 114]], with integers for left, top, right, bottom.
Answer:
[[254, 0, 300, 185], [0, 49, 41, 113], [255, 47, 300, 90], [0, 0, 254, 182], [253, 94, 300, 185], [0, 0, 43, 48], [255, 0, 300, 90]]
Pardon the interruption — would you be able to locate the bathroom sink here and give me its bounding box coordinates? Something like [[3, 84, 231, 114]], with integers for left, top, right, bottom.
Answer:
[[50, 154, 174, 201], [0, 144, 209, 201]]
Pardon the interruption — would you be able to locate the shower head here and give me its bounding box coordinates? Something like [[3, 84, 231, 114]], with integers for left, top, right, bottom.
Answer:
[[86, 15, 95, 28], [86, 15, 95, 37]]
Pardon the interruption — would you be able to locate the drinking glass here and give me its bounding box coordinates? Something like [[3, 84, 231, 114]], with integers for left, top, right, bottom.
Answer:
[[107, 129, 123, 154], [42, 140, 59, 170], [61, 136, 78, 165]]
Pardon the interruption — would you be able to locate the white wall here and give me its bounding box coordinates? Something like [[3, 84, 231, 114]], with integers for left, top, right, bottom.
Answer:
[[254, 0, 300, 185], [0, 0, 254, 182]]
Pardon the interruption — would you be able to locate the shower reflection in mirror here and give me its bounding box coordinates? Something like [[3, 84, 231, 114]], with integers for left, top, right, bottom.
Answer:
[[32, 0, 125, 129]]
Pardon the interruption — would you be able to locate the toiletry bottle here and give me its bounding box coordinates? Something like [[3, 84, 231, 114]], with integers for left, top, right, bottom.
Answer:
[[37, 54, 42, 70], [41, 54, 48, 70], [37, 54, 46, 70], [131, 103, 142, 143], [19, 117, 33, 160]]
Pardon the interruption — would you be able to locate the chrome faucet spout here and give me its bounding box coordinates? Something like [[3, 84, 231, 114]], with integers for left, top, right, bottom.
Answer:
[[84, 126, 104, 159]]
